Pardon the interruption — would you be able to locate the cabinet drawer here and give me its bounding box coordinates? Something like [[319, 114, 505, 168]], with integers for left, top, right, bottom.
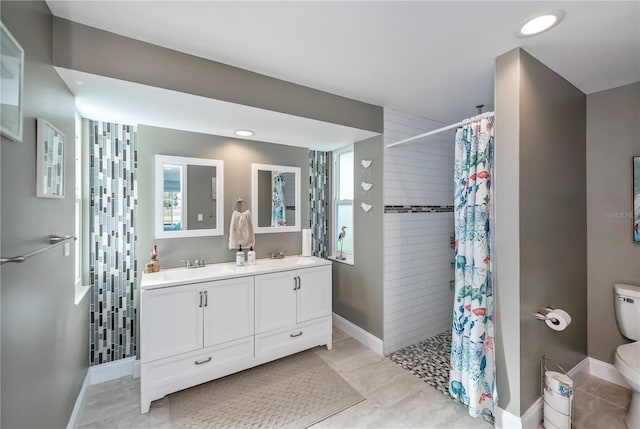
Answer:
[[142, 336, 253, 391], [255, 317, 331, 361]]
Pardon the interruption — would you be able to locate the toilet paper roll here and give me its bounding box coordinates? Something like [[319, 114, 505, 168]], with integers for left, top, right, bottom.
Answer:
[[301, 229, 312, 257], [545, 370, 573, 397], [545, 309, 572, 331], [543, 400, 570, 429], [544, 387, 571, 415]]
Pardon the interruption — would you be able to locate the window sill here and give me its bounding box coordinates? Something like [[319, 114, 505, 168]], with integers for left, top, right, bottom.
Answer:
[[327, 255, 354, 266], [75, 282, 91, 305]]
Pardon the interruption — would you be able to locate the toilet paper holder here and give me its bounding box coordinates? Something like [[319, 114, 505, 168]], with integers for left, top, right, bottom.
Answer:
[[534, 307, 561, 326]]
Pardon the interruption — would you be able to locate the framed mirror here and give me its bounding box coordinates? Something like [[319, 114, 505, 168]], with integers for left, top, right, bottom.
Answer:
[[36, 118, 65, 198], [251, 163, 301, 233], [155, 155, 224, 238]]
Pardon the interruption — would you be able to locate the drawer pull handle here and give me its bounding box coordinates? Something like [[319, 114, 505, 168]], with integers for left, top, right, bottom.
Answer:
[[290, 331, 303, 338], [204, 290, 208, 307], [194, 357, 212, 365], [199, 291, 203, 308]]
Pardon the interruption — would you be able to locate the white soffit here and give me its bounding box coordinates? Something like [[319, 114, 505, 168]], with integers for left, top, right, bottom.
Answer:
[[55, 68, 378, 151]]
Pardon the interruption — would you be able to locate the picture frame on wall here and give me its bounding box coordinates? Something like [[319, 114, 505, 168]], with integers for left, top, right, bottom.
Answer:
[[0, 22, 25, 142], [634, 156, 639, 243], [36, 118, 65, 199]]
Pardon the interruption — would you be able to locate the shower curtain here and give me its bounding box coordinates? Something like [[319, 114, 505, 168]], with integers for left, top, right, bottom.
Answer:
[[271, 172, 286, 227], [449, 117, 497, 421]]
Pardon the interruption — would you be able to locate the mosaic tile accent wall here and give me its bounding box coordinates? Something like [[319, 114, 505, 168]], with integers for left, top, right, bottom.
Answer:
[[309, 150, 329, 258], [89, 121, 138, 366]]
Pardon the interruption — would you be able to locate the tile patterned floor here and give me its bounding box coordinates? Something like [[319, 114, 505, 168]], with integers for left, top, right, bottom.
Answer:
[[76, 327, 632, 429], [77, 326, 483, 428], [572, 375, 632, 429]]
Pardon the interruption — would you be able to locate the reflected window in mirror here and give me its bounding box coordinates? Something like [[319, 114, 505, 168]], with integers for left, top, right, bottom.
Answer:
[[155, 155, 224, 238], [252, 163, 301, 233]]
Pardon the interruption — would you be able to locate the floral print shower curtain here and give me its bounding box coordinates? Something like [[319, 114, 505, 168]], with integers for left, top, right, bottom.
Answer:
[[450, 117, 497, 421], [271, 172, 286, 227]]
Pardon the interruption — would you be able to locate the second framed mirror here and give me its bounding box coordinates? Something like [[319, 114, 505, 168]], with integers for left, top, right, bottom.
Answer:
[[251, 163, 301, 233]]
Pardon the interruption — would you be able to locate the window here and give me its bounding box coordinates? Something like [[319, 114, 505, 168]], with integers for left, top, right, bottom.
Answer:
[[333, 146, 354, 263], [74, 113, 90, 304]]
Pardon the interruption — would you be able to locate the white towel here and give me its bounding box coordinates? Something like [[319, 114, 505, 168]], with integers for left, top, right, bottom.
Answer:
[[228, 210, 255, 249]]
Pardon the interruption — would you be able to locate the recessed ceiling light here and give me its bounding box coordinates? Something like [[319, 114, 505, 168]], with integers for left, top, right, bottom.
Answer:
[[517, 10, 564, 37], [235, 129, 254, 137]]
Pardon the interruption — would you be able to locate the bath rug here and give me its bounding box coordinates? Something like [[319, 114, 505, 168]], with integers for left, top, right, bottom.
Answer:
[[168, 350, 364, 428]]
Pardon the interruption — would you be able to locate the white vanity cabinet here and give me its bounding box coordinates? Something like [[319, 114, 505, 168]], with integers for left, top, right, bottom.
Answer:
[[140, 257, 332, 414], [254, 265, 332, 361], [140, 276, 255, 413]]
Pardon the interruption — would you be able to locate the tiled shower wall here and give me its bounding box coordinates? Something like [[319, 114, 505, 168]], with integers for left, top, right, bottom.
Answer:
[[310, 150, 329, 258], [383, 108, 455, 355], [89, 121, 138, 365]]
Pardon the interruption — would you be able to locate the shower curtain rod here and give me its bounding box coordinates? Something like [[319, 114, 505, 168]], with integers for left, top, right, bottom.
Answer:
[[386, 110, 495, 149]]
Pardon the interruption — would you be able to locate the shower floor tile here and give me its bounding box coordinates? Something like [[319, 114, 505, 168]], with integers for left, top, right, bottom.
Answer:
[[388, 330, 452, 398]]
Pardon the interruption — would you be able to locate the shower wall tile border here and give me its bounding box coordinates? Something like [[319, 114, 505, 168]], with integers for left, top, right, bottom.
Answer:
[[384, 205, 453, 214]]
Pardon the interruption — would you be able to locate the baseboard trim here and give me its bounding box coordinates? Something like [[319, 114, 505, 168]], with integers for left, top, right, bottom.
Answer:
[[567, 356, 590, 386], [495, 405, 523, 429], [89, 357, 136, 385], [332, 312, 384, 356], [66, 370, 90, 429], [588, 357, 630, 388], [133, 359, 141, 379]]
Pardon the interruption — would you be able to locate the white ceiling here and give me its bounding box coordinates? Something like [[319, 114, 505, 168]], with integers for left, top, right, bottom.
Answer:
[[48, 1, 639, 133]]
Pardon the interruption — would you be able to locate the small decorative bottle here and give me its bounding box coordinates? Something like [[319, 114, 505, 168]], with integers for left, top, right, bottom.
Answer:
[[247, 246, 256, 265], [236, 245, 245, 266]]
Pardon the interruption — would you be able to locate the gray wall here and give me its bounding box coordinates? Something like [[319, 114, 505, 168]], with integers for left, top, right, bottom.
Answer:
[[586, 82, 640, 363], [495, 48, 588, 416], [138, 125, 310, 268], [332, 136, 384, 339], [1, 2, 89, 428], [187, 164, 216, 230], [494, 48, 522, 415], [52, 18, 382, 134]]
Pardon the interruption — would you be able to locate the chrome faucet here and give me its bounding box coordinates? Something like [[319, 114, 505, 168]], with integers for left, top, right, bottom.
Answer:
[[270, 250, 287, 259], [181, 258, 206, 269]]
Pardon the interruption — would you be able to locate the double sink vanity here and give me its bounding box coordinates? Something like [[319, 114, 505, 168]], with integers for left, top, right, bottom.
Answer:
[[139, 256, 333, 413]]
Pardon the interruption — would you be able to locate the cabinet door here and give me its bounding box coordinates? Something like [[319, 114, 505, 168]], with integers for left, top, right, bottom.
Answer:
[[255, 270, 297, 334], [141, 284, 203, 362], [203, 277, 254, 348], [297, 266, 332, 323]]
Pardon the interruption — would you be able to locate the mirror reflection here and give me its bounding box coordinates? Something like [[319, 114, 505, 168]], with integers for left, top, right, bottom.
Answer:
[[251, 163, 301, 233], [155, 155, 224, 238]]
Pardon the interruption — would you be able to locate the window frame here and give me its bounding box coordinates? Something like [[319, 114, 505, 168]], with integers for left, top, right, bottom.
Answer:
[[332, 145, 354, 265]]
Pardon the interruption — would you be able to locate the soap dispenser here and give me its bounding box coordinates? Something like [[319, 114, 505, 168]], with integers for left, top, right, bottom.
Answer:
[[236, 245, 245, 266], [247, 246, 256, 265]]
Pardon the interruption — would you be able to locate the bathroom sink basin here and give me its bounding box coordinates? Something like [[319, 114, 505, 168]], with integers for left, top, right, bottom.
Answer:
[[257, 256, 316, 268], [141, 256, 328, 290], [160, 264, 237, 283]]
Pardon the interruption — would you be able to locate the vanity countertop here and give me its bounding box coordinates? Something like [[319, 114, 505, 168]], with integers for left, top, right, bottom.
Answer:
[[140, 255, 331, 290]]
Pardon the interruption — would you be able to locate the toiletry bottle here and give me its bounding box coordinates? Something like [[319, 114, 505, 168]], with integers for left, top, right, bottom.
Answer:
[[247, 246, 256, 265], [236, 245, 245, 266]]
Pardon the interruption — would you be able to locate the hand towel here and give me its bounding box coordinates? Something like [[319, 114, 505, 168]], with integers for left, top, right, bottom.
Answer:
[[228, 210, 255, 249]]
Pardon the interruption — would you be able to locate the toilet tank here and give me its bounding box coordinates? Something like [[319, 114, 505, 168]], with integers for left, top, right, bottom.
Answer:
[[614, 283, 640, 341]]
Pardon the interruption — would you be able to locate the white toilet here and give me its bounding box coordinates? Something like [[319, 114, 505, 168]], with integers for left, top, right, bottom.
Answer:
[[613, 283, 640, 429]]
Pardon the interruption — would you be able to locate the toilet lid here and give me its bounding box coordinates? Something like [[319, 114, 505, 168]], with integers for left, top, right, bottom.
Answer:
[[616, 341, 640, 369]]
